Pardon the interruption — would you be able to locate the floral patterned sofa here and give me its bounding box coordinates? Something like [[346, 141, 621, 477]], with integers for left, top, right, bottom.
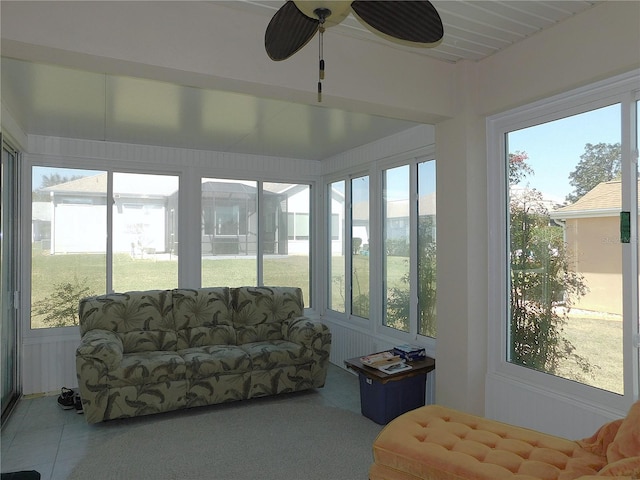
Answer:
[[76, 286, 331, 423]]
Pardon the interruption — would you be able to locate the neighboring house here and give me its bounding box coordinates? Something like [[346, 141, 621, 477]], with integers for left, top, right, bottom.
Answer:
[[42, 173, 179, 255], [351, 191, 437, 255], [199, 181, 294, 256], [31, 201, 51, 246], [550, 180, 639, 315], [40, 175, 303, 257]]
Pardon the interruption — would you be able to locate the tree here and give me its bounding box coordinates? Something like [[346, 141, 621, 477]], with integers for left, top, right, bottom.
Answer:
[[508, 154, 592, 377], [508, 151, 533, 185], [31, 276, 91, 327], [566, 142, 621, 203]]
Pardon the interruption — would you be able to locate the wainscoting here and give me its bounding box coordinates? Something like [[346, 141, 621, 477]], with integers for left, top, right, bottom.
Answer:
[[485, 372, 624, 440], [22, 332, 80, 395]]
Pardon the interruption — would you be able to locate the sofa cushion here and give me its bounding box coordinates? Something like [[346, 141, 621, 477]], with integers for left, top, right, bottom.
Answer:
[[173, 288, 235, 349], [231, 286, 304, 344], [180, 345, 252, 378], [79, 290, 176, 353], [241, 340, 312, 369], [107, 351, 186, 388]]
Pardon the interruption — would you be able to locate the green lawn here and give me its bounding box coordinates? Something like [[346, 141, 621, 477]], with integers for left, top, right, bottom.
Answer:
[[31, 252, 311, 328], [555, 313, 623, 394]]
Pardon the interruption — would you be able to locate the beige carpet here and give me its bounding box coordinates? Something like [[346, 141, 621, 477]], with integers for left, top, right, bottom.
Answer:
[[69, 396, 383, 480]]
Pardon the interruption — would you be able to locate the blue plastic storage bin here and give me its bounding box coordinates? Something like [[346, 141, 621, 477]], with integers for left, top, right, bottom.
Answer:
[[358, 372, 426, 424]]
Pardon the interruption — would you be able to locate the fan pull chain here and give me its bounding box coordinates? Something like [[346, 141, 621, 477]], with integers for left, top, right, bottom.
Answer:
[[318, 24, 325, 102]]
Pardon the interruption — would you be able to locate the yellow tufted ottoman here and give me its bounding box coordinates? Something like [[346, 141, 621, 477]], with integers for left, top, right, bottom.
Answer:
[[369, 404, 640, 480]]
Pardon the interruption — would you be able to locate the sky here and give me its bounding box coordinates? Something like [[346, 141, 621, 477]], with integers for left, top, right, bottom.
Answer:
[[507, 103, 622, 204]]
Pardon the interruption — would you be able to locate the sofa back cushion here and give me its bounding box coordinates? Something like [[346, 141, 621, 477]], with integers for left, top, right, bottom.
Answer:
[[231, 286, 304, 344], [173, 287, 236, 349], [79, 290, 176, 353]]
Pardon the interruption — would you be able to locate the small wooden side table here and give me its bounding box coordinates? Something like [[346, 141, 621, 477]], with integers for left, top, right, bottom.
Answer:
[[345, 354, 435, 424]]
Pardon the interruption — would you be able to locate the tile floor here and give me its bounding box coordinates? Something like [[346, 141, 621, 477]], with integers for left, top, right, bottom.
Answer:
[[0, 363, 362, 480]]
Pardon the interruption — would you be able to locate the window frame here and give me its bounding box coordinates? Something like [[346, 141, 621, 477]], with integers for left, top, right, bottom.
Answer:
[[486, 69, 640, 412]]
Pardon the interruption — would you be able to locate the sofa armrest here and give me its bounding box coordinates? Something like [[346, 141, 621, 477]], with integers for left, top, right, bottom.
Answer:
[[283, 317, 331, 348], [76, 329, 124, 370], [283, 317, 331, 388]]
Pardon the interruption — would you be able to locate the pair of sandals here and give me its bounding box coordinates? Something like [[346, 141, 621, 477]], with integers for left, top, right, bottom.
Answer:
[[57, 387, 83, 414]]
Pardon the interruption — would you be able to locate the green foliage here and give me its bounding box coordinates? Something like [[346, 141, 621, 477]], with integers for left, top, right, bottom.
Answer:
[[385, 238, 410, 257], [566, 142, 621, 203], [508, 158, 593, 377], [32, 276, 92, 327], [385, 216, 437, 336], [508, 151, 533, 185]]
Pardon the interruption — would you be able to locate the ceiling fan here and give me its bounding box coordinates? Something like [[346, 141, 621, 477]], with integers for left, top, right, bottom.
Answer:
[[264, 1, 444, 101]]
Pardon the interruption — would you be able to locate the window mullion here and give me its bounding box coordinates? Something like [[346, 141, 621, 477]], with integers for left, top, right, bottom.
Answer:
[[409, 161, 419, 337], [106, 171, 113, 294]]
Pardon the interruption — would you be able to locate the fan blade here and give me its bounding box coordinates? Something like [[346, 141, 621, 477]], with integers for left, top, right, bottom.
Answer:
[[265, 1, 320, 61], [351, 0, 443, 46]]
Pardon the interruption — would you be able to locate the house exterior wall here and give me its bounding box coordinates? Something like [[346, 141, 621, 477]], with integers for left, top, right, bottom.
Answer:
[[564, 216, 626, 315]]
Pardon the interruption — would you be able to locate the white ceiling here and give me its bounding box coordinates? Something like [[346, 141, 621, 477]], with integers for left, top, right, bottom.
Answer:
[[234, 1, 600, 63], [1, 1, 600, 161]]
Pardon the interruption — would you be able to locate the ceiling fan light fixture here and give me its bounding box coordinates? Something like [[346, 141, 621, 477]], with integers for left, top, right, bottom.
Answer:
[[293, 1, 350, 27], [265, 0, 444, 101]]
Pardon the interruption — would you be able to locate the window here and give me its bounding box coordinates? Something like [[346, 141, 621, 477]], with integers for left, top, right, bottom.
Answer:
[[488, 71, 639, 407], [112, 173, 179, 292], [30, 168, 179, 328], [382, 161, 437, 337], [263, 183, 310, 305], [327, 157, 436, 337], [384, 165, 410, 331], [418, 160, 437, 337], [329, 181, 345, 313], [200, 179, 311, 306], [352, 176, 370, 319], [327, 175, 370, 317], [31, 167, 107, 329], [201, 178, 257, 285]]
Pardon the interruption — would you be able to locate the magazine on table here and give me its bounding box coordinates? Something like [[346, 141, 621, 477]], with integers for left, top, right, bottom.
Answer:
[[377, 362, 412, 374], [360, 351, 401, 367]]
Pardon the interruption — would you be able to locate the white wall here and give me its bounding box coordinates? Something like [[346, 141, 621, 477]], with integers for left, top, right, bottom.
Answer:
[[435, 1, 640, 435]]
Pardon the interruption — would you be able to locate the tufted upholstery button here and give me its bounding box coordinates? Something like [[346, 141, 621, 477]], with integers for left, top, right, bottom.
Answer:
[[370, 405, 607, 480]]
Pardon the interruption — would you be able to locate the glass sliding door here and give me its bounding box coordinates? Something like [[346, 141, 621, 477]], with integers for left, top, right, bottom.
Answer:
[[1, 141, 19, 425], [506, 104, 625, 393]]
